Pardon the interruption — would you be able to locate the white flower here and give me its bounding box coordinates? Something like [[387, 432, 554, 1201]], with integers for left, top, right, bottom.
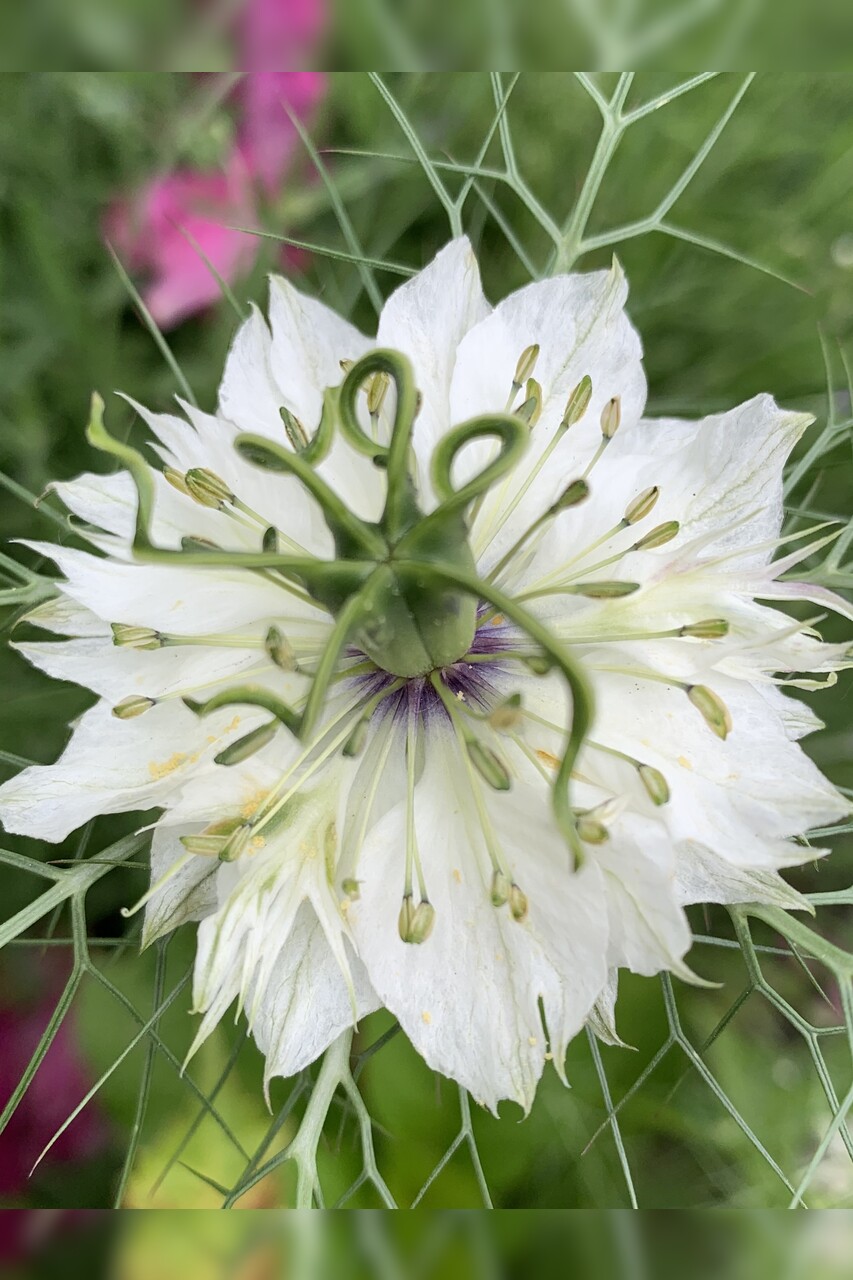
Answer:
[[1, 238, 850, 1113]]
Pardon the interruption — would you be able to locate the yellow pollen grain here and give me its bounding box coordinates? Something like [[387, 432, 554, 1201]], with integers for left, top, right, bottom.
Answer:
[[206, 735, 216, 744], [251, 836, 266, 850], [452, 868, 462, 884], [455, 690, 466, 702], [490, 614, 505, 626], [528, 1036, 538, 1047], [240, 789, 269, 821], [421, 1011, 432, 1025], [677, 755, 693, 770], [536, 749, 560, 770], [545, 1052, 553, 1061], [148, 752, 188, 780]]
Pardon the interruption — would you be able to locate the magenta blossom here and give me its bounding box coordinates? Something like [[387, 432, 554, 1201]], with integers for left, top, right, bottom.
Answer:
[[0, 964, 109, 1203], [107, 1, 326, 329]]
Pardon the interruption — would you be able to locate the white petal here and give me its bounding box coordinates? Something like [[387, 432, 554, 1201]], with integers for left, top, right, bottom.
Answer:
[[0, 698, 263, 842], [15, 635, 262, 701], [378, 237, 490, 473], [592, 812, 693, 977], [24, 542, 305, 635], [455, 260, 646, 561], [141, 822, 219, 945], [350, 737, 609, 1113], [252, 905, 379, 1088], [674, 840, 810, 912]]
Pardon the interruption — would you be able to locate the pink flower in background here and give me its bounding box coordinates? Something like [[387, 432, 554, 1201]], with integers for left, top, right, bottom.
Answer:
[[0, 964, 109, 1204], [107, 1, 326, 329]]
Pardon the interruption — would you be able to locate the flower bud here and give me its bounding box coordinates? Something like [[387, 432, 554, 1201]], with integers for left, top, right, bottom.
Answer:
[[600, 395, 621, 439], [112, 695, 155, 719], [633, 520, 679, 551], [624, 485, 659, 525], [561, 375, 592, 428], [513, 343, 540, 388], [488, 693, 523, 733], [467, 739, 511, 791], [509, 883, 529, 922], [265, 625, 297, 671], [568, 581, 640, 599], [185, 468, 233, 509], [214, 721, 278, 766], [638, 763, 670, 806], [111, 623, 161, 650], [163, 466, 191, 496], [551, 478, 590, 514], [680, 618, 730, 640], [687, 684, 732, 740], [280, 406, 309, 452], [490, 870, 511, 907]]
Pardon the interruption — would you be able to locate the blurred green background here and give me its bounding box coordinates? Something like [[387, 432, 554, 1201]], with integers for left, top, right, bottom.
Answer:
[[0, 72, 852, 1212]]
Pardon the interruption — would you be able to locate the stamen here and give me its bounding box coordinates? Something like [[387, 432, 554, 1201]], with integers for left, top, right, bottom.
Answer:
[[506, 343, 540, 411], [487, 693, 524, 732], [219, 822, 252, 862], [562, 375, 593, 429], [112, 695, 156, 719], [589, 663, 733, 741], [264, 625, 298, 671], [638, 763, 670, 806], [508, 883, 528, 922], [490, 869, 511, 906], [467, 738, 512, 791], [632, 520, 680, 551], [686, 683, 732, 739], [430, 672, 512, 791], [516, 378, 543, 427], [111, 624, 162, 650], [487, 477, 589, 585], [568, 580, 641, 599], [581, 395, 621, 481], [214, 720, 278, 766], [679, 619, 730, 639], [163, 467, 192, 496], [119, 850, 194, 918], [624, 485, 660, 525], [475, 374, 593, 555], [398, 711, 434, 945], [280, 406, 310, 452]]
